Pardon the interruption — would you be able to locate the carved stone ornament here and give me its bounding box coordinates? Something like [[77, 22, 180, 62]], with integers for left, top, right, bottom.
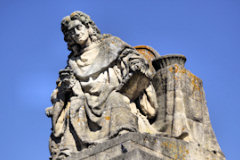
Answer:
[[46, 11, 225, 160]]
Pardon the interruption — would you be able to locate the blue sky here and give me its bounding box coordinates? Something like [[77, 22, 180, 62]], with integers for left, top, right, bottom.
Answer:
[[0, 0, 239, 159]]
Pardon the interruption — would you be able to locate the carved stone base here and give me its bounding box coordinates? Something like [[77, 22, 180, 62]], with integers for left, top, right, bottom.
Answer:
[[66, 132, 225, 160]]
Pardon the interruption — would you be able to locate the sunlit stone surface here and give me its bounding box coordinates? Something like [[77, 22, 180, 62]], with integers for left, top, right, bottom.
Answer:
[[46, 11, 224, 160]]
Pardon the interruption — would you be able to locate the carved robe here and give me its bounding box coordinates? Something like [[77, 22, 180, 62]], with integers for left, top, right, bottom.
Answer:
[[48, 35, 158, 159]]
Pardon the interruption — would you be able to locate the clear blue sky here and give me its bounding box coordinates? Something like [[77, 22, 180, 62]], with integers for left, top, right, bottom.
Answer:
[[1, 0, 239, 159]]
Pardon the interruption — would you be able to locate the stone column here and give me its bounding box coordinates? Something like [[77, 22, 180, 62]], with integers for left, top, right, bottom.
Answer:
[[152, 55, 224, 158]]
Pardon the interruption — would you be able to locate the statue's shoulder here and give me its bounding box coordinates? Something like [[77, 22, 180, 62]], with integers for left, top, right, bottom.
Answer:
[[101, 34, 131, 49]]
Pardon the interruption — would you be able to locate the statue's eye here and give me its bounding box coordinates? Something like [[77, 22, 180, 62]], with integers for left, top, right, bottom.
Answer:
[[77, 25, 82, 30], [69, 29, 74, 34]]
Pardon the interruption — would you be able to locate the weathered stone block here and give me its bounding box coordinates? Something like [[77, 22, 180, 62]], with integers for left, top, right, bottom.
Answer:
[[151, 55, 224, 158], [66, 132, 224, 160]]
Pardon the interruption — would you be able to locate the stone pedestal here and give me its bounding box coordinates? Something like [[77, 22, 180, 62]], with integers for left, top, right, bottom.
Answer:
[[66, 132, 224, 160]]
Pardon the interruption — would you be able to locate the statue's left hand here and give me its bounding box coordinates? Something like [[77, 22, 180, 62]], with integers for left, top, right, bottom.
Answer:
[[129, 59, 146, 72]]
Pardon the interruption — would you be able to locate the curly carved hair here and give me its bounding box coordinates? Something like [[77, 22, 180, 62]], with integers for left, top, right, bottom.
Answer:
[[61, 11, 102, 45]]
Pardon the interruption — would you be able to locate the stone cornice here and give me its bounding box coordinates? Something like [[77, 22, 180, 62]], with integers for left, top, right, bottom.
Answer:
[[153, 54, 187, 70]]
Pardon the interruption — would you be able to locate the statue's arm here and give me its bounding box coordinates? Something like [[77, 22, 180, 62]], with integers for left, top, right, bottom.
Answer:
[[139, 83, 158, 119], [119, 47, 158, 118], [46, 68, 79, 131]]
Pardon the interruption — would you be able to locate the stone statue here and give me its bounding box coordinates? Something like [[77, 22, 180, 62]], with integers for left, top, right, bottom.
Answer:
[[46, 11, 225, 160], [46, 11, 159, 160]]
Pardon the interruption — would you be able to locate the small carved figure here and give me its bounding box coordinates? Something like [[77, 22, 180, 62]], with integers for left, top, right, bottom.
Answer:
[[46, 11, 159, 160]]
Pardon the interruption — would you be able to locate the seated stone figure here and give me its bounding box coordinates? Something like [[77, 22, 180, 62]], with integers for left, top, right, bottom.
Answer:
[[46, 11, 159, 160]]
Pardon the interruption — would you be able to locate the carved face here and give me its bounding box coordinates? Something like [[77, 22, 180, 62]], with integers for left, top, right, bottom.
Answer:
[[68, 20, 89, 46]]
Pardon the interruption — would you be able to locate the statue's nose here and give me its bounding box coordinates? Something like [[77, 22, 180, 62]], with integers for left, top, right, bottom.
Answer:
[[74, 28, 79, 34]]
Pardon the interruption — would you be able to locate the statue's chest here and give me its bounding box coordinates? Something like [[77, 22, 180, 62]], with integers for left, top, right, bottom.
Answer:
[[76, 47, 100, 68]]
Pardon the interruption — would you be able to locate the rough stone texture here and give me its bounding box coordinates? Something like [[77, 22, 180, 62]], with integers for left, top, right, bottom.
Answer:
[[46, 11, 160, 160], [46, 11, 225, 160], [66, 132, 224, 160], [152, 55, 223, 156]]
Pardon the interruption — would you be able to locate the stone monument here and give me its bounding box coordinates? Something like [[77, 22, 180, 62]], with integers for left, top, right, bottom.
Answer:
[[46, 11, 225, 160]]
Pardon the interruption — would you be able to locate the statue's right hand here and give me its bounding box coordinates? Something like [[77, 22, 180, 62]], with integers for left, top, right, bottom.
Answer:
[[58, 68, 76, 91]]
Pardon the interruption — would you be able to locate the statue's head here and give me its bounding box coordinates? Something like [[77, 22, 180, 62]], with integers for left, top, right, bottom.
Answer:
[[61, 11, 101, 51]]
